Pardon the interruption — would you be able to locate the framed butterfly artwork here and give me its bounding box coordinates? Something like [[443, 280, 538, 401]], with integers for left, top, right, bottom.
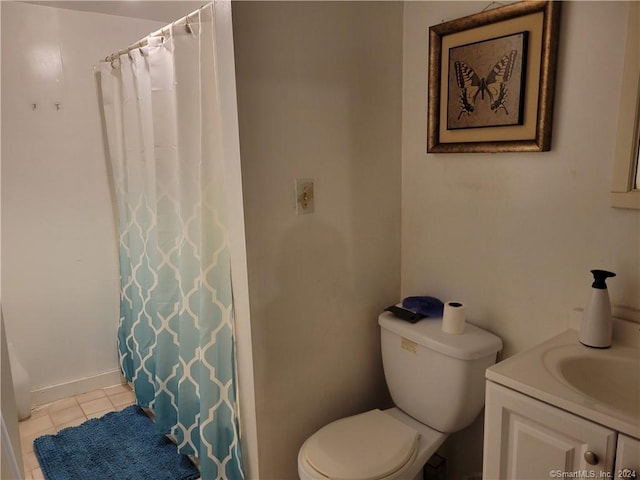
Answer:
[[427, 1, 561, 153]]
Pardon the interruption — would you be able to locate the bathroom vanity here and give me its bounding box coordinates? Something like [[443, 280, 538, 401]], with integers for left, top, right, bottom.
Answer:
[[483, 320, 640, 480]]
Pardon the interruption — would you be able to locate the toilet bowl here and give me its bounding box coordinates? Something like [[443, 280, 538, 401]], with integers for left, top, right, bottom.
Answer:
[[298, 311, 502, 480], [298, 408, 448, 480]]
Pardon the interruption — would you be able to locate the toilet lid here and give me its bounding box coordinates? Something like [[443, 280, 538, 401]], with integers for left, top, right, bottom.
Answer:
[[304, 409, 419, 480]]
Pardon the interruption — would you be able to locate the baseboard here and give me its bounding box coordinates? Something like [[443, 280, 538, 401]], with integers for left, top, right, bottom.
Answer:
[[31, 369, 125, 407]]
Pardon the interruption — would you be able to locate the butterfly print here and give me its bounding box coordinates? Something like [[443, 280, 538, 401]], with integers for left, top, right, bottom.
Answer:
[[454, 50, 517, 119]]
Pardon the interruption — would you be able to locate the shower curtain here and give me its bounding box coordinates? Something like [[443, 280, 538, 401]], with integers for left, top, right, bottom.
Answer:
[[97, 4, 243, 479]]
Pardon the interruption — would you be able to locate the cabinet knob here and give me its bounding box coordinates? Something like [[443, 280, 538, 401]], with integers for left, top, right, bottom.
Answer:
[[584, 451, 599, 465]]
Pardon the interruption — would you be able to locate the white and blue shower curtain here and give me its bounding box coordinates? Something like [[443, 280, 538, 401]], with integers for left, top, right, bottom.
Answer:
[[97, 4, 243, 479]]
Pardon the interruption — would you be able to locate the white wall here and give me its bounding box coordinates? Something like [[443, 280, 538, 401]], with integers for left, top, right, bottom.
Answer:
[[1, 317, 24, 479], [402, 2, 640, 478], [0, 4, 23, 476], [1, 2, 164, 396], [232, 2, 403, 478]]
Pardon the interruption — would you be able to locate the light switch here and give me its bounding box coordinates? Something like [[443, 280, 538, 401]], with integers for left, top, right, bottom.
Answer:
[[295, 179, 314, 214]]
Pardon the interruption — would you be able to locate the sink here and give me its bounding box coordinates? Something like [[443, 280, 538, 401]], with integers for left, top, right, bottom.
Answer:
[[486, 326, 640, 438], [558, 354, 640, 418]]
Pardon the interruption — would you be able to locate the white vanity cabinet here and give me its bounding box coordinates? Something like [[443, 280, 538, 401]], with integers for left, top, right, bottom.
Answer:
[[483, 381, 617, 479], [481, 326, 640, 480], [615, 435, 640, 480]]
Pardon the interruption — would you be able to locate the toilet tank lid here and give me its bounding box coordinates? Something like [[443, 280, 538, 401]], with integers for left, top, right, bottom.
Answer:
[[379, 312, 503, 360]]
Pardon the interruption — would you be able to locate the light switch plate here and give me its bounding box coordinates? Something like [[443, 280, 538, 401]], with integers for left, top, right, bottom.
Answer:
[[295, 179, 314, 214]]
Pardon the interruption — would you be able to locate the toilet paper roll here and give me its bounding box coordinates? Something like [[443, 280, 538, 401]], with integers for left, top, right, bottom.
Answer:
[[442, 301, 466, 334]]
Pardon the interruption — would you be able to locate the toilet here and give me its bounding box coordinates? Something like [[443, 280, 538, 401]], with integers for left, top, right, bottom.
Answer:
[[298, 310, 502, 480]]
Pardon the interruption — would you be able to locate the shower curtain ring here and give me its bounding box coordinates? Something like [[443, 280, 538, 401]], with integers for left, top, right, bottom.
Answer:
[[185, 17, 193, 34]]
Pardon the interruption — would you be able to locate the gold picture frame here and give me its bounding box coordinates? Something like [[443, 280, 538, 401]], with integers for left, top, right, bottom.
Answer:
[[427, 1, 562, 153]]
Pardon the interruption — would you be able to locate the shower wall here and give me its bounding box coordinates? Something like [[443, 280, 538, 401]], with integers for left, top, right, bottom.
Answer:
[[1, 1, 163, 401]]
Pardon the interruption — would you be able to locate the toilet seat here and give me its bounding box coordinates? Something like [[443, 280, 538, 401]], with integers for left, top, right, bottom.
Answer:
[[303, 409, 419, 480]]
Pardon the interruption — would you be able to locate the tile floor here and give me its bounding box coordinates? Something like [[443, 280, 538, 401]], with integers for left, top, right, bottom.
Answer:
[[18, 384, 136, 479]]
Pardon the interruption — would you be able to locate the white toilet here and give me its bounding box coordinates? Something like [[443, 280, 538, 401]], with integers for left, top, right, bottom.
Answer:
[[298, 310, 502, 480]]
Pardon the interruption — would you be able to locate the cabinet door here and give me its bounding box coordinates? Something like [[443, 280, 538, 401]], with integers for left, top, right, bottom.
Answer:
[[483, 382, 617, 480], [615, 435, 640, 480]]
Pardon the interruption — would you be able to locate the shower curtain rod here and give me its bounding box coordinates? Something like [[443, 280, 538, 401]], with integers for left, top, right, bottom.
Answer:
[[104, 2, 210, 63]]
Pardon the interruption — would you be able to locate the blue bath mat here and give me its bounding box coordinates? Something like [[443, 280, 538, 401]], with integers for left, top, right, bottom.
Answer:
[[33, 405, 200, 480]]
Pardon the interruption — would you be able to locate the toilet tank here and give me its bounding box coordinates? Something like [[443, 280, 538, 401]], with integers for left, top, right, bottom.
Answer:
[[379, 311, 502, 433]]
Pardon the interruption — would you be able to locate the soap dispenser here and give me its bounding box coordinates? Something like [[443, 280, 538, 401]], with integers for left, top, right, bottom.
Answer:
[[579, 269, 616, 348]]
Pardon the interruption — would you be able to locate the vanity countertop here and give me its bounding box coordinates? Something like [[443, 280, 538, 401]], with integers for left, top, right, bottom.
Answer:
[[486, 321, 640, 438]]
